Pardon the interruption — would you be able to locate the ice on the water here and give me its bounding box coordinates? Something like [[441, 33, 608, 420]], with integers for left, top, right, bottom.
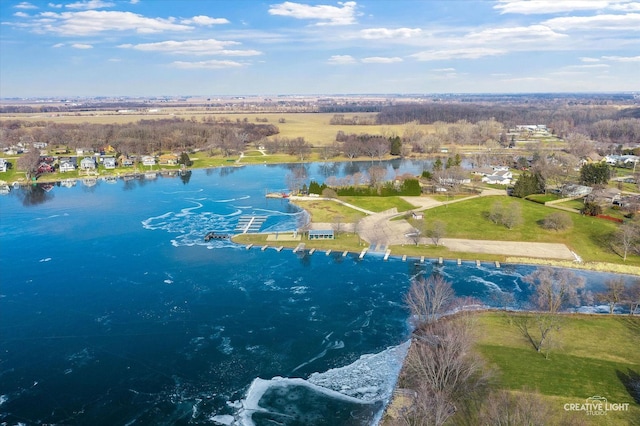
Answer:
[[236, 340, 410, 425]]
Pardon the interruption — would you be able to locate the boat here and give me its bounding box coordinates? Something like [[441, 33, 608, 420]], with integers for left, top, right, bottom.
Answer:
[[204, 232, 230, 241]]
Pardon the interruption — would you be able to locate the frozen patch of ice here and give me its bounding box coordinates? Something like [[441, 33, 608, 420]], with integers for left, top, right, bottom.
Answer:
[[210, 414, 234, 425], [39, 257, 52, 262], [164, 279, 174, 284], [237, 341, 410, 425], [0, 394, 7, 406], [218, 337, 233, 355]]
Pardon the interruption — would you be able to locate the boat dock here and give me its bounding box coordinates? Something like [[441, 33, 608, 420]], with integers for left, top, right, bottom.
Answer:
[[236, 216, 268, 233]]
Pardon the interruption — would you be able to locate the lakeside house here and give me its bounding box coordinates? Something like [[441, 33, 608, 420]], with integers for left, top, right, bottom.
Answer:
[[0, 158, 8, 172], [308, 229, 334, 240], [103, 157, 116, 169], [80, 157, 96, 170], [59, 161, 76, 173], [142, 155, 156, 166], [159, 153, 179, 165]]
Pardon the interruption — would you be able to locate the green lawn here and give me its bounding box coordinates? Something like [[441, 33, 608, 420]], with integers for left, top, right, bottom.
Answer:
[[421, 196, 634, 264], [476, 312, 640, 425], [290, 199, 367, 223], [338, 196, 418, 213]]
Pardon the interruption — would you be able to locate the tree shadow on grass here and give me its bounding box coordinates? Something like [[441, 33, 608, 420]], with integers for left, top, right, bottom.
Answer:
[[616, 368, 640, 404]]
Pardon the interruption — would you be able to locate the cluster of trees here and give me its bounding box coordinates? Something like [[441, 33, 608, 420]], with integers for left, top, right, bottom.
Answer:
[[329, 114, 376, 125], [0, 118, 279, 158], [488, 201, 524, 229], [335, 132, 396, 160], [589, 118, 640, 144]]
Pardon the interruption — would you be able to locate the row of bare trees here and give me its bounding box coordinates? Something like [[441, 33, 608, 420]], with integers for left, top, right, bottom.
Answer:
[[0, 119, 279, 158]]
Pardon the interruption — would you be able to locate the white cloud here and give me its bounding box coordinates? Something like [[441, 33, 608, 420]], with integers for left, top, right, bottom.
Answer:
[[14, 11, 29, 17], [494, 0, 611, 15], [130, 0, 139, 3], [48, 3, 63, 8], [52, 42, 65, 47], [361, 56, 403, 63], [610, 2, 640, 11], [602, 55, 640, 62], [579, 57, 600, 62], [71, 43, 93, 49], [564, 63, 610, 69], [31, 10, 193, 35], [181, 15, 230, 26], [118, 39, 261, 56], [411, 48, 505, 61], [360, 27, 421, 39], [268, 1, 357, 25], [543, 13, 640, 31], [108, 57, 121, 61], [432, 68, 456, 72], [171, 59, 245, 69], [14, 2, 37, 9], [66, 0, 115, 10], [327, 54, 356, 64], [466, 24, 567, 42]]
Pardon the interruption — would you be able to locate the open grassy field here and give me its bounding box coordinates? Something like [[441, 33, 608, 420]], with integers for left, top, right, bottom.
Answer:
[[476, 312, 640, 425], [418, 195, 634, 265], [338, 196, 418, 213], [291, 199, 367, 223]]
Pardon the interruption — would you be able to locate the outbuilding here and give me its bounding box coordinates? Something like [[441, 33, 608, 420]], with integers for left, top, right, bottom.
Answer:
[[308, 229, 334, 240]]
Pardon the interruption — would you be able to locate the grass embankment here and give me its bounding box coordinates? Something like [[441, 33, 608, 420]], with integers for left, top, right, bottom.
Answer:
[[476, 312, 640, 425]]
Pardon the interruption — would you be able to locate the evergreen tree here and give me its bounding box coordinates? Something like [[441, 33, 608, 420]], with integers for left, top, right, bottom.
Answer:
[[389, 136, 402, 156], [580, 163, 611, 185]]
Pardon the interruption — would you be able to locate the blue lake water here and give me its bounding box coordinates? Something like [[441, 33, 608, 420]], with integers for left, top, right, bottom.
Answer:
[[0, 161, 632, 425]]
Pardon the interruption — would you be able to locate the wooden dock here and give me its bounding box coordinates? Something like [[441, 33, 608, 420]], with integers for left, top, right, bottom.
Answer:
[[476, 260, 481, 267], [438, 257, 443, 265], [276, 246, 283, 252], [402, 255, 407, 262], [457, 258, 461, 265], [293, 243, 305, 253], [342, 250, 348, 257], [495, 261, 500, 268], [359, 248, 368, 259], [309, 248, 315, 255], [326, 249, 332, 256], [261, 245, 268, 251], [420, 256, 424, 263], [245, 244, 253, 250]]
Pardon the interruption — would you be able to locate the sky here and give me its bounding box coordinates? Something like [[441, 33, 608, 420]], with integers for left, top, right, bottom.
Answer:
[[0, 0, 639, 97]]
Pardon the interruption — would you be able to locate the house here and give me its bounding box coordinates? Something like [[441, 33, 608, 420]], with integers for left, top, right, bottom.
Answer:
[[0, 158, 7, 172], [119, 155, 134, 167], [308, 229, 334, 240], [80, 157, 96, 170], [103, 157, 116, 169], [33, 142, 48, 149], [561, 184, 592, 198], [159, 153, 179, 165], [141, 155, 156, 166], [482, 174, 511, 185], [59, 161, 76, 172]]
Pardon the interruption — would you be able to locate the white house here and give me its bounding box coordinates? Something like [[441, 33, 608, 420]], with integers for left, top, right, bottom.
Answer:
[[80, 157, 96, 170], [481, 170, 513, 185], [0, 158, 7, 172], [141, 156, 156, 166], [59, 161, 76, 172], [103, 157, 116, 169]]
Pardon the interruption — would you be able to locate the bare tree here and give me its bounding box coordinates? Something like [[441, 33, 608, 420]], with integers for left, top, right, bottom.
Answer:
[[332, 214, 344, 236], [367, 165, 388, 189], [402, 315, 490, 426], [480, 389, 555, 426], [524, 268, 585, 313], [405, 275, 454, 326], [615, 220, 640, 261], [408, 219, 424, 246], [623, 280, 640, 315], [426, 220, 446, 247], [541, 212, 573, 231], [511, 313, 561, 358], [17, 148, 41, 179], [597, 278, 625, 314]]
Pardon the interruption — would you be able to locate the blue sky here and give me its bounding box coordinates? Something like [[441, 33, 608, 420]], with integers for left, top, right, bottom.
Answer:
[[1, 0, 639, 97]]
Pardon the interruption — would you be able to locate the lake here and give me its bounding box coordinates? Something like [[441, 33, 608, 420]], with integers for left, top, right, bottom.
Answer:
[[0, 161, 629, 425]]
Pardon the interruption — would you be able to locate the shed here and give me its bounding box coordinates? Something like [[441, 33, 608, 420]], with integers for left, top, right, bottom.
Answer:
[[308, 229, 334, 240]]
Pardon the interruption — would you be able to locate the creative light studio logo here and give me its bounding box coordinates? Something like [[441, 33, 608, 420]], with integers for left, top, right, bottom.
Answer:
[[564, 396, 630, 416]]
